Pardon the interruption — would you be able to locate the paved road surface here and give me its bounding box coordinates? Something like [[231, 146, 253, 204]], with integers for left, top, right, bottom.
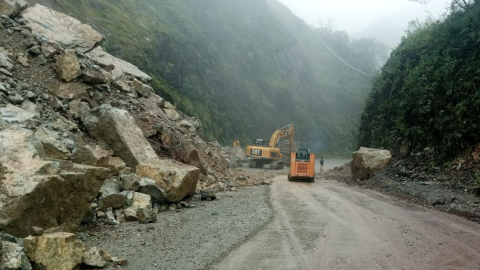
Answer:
[[212, 176, 480, 270]]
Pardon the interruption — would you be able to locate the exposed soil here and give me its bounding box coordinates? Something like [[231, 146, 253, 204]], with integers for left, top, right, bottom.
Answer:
[[324, 162, 480, 223]]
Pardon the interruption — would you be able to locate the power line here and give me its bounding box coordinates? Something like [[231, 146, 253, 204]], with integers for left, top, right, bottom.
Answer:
[[316, 33, 374, 77]]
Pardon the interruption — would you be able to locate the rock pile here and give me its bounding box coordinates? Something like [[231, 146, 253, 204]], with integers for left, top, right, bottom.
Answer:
[[0, 2, 272, 268]]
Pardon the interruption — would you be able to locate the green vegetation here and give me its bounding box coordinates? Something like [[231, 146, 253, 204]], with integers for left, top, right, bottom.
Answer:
[[29, 0, 385, 156], [359, 0, 480, 162]]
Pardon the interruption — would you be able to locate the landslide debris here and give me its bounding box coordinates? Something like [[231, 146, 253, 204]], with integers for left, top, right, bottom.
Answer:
[[0, 3, 278, 269]]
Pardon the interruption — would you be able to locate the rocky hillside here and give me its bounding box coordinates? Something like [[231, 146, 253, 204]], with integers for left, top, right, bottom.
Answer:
[[24, 0, 384, 156], [358, 1, 480, 192], [0, 2, 275, 269]]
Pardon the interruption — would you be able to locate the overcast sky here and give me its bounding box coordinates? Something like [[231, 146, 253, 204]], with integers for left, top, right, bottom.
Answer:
[[278, 0, 449, 47]]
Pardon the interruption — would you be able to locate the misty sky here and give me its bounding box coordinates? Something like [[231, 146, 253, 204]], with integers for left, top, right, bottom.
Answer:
[[278, 0, 448, 48]]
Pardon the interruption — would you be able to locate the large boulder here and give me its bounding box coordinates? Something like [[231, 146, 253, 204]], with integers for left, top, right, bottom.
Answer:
[[82, 105, 158, 168], [86, 46, 151, 81], [21, 4, 103, 53], [55, 49, 82, 82], [1, 241, 32, 270], [23, 232, 85, 270], [0, 127, 111, 237], [351, 147, 392, 180], [136, 159, 200, 202], [0, 0, 27, 18]]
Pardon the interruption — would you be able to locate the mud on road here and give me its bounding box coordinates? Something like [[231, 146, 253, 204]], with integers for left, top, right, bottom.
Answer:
[[214, 176, 480, 270]]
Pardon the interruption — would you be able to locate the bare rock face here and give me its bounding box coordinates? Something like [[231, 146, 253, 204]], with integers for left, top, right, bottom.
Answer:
[[82, 105, 158, 167], [86, 46, 151, 81], [21, 4, 103, 53], [136, 159, 200, 202], [24, 232, 85, 270], [0, 0, 27, 18], [351, 147, 392, 180], [55, 49, 82, 82], [0, 127, 111, 237], [1, 241, 32, 270]]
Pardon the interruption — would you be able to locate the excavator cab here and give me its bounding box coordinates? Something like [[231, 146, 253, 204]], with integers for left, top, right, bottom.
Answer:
[[288, 149, 315, 182]]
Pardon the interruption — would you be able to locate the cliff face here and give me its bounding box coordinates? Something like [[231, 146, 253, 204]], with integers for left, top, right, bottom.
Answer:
[[26, 0, 376, 155]]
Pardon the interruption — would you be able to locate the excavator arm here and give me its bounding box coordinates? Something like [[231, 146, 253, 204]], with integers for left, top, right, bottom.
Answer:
[[269, 124, 294, 153]]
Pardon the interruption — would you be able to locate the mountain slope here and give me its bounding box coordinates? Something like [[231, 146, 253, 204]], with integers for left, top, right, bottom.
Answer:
[[27, 0, 378, 155]]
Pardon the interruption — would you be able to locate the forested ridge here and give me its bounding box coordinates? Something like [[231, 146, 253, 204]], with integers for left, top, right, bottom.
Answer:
[[27, 0, 385, 155], [359, 0, 480, 163]]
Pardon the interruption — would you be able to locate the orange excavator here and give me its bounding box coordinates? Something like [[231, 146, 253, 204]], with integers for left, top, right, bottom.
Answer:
[[288, 149, 315, 182], [245, 124, 294, 169]]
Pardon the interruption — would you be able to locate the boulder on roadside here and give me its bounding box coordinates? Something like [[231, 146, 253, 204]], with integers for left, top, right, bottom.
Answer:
[[82, 247, 111, 268], [21, 4, 103, 53], [24, 232, 85, 270], [139, 178, 167, 205], [0, 127, 111, 237], [136, 159, 200, 202], [351, 147, 392, 180], [82, 105, 158, 167], [1, 241, 32, 270], [123, 192, 152, 222], [55, 49, 82, 82], [0, 0, 27, 18]]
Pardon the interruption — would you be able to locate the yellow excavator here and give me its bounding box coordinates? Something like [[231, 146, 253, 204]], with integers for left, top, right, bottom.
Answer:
[[245, 124, 295, 169]]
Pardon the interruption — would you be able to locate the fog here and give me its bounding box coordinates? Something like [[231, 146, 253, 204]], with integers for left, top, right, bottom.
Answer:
[[278, 0, 448, 48]]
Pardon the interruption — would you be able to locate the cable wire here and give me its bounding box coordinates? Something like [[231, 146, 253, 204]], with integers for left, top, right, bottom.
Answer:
[[316, 33, 374, 77]]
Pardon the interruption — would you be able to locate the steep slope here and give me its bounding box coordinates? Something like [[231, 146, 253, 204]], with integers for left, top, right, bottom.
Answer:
[[359, 1, 480, 163], [27, 0, 378, 155]]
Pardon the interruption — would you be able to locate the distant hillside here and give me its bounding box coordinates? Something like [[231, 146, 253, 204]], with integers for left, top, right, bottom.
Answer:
[[27, 0, 384, 156], [359, 1, 480, 162]]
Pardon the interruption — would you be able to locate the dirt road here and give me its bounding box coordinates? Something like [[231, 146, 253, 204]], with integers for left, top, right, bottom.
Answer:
[[212, 176, 480, 270]]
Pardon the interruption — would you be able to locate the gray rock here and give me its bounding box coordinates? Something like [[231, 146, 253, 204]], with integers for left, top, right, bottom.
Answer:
[[121, 173, 140, 191], [0, 0, 27, 18], [98, 178, 123, 196], [139, 178, 167, 205], [136, 207, 156, 224], [201, 188, 216, 201], [31, 226, 44, 236], [7, 93, 24, 104], [1, 241, 32, 270]]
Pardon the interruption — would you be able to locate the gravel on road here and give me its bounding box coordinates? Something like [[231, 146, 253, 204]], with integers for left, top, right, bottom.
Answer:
[[80, 186, 272, 270]]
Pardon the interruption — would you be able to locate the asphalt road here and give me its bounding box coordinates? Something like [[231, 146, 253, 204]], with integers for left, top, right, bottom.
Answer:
[[212, 176, 480, 270]]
